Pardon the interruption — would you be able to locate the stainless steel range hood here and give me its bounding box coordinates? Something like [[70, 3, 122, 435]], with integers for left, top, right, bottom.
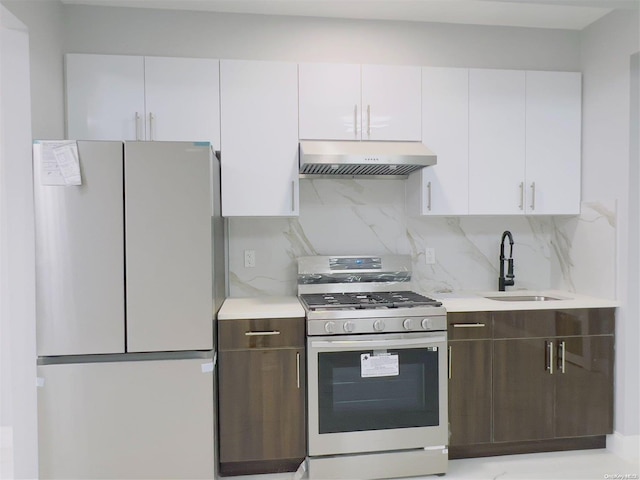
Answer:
[[299, 140, 437, 179]]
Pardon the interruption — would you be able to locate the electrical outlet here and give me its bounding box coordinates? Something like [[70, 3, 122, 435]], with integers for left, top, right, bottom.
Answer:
[[244, 250, 256, 268], [425, 248, 436, 265]]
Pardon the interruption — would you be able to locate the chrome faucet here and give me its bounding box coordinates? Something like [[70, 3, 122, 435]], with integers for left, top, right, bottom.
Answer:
[[499, 230, 515, 291]]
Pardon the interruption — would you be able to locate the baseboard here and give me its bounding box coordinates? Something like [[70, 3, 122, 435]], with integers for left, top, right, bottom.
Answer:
[[607, 432, 640, 463], [0, 426, 12, 448]]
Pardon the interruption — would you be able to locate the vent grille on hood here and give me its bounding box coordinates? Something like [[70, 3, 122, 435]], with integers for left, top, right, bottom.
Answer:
[[299, 140, 437, 179]]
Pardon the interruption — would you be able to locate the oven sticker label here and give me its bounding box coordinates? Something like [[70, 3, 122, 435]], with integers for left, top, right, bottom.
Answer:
[[361, 353, 399, 378]]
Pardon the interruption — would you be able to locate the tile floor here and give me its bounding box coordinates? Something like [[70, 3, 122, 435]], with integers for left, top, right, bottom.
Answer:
[[235, 449, 639, 480]]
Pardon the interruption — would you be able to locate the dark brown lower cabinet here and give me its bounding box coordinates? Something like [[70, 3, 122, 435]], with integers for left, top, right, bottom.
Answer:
[[449, 308, 615, 458], [218, 318, 306, 476]]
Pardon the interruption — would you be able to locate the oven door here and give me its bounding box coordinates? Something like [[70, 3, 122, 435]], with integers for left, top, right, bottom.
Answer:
[[307, 332, 448, 457]]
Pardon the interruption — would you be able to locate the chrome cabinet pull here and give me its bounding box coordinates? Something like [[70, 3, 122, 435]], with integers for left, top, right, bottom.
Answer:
[[149, 112, 154, 141], [448, 346, 452, 379], [354, 104, 358, 138], [367, 104, 371, 138], [296, 352, 301, 389], [546, 340, 554, 374], [530, 182, 536, 210], [291, 180, 296, 212], [427, 181, 432, 211], [135, 112, 141, 140], [559, 340, 566, 374], [244, 330, 281, 336], [519, 182, 524, 210], [452, 323, 485, 328]]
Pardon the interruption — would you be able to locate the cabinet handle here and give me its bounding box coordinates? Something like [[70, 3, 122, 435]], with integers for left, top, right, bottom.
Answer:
[[559, 340, 566, 374], [296, 352, 301, 389], [354, 104, 358, 138], [427, 181, 432, 211], [448, 346, 452, 380], [546, 340, 554, 374], [135, 112, 141, 141], [519, 182, 524, 210], [291, 180, 296, 212], [367, 104, 371, 138], [244, 330, 281, 336], [149, 112, 154, 141], [530, 182, 536, 211], [452, 323, 485, 328]]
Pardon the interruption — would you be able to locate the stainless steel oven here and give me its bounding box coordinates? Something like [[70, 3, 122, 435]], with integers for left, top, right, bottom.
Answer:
[[298, 255, 448, 480]]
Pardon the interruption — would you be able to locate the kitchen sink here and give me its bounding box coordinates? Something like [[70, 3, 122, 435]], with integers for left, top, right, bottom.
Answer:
[[484, 295, 563, 302]]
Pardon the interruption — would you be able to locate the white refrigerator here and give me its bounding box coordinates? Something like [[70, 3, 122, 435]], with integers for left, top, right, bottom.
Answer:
[[33, 141, 225, 479]]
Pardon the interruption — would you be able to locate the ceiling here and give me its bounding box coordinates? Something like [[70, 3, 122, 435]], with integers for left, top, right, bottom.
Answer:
[[60, 0, 639, 30]]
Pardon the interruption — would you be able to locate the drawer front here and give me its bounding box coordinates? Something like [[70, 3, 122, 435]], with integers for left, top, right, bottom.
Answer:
[[555, 308, 615, 336], [218, 318, 305, 350], [492, 310, 556, 339], [448, 312, 492, 340]]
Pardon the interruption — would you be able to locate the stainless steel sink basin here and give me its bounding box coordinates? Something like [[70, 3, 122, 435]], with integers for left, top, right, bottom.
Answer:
[[484, 295, 563, 302]]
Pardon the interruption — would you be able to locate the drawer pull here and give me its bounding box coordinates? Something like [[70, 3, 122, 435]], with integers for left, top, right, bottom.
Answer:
[[245, 330, 281, 336], [452, 323, 486, 328]]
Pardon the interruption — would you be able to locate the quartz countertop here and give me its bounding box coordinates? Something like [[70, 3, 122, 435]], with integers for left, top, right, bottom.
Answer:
[[430, 289, 619, 313], [218, 296, 304, 320]]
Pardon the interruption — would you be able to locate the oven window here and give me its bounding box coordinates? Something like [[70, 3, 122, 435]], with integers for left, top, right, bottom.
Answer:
[[317, 348, 439, 433]]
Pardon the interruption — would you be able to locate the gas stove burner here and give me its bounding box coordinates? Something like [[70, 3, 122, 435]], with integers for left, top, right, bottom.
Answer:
[[300, 291, 442, 311]]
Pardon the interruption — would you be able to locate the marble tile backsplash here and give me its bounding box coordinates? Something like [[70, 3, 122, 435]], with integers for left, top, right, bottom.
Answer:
[[227, 179, 615, 298]]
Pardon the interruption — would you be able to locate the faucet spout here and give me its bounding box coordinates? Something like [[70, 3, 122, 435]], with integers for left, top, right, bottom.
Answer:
[[499, 230, 515, 291]]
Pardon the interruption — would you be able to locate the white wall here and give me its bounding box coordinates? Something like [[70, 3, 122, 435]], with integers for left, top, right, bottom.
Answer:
[[0, 5, 38, 479], [580, 9, 640, 438]]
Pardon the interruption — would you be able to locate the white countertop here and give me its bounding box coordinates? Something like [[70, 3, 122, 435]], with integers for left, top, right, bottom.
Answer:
[[218, 296, 305, 320], [430, 289, 619, 313]]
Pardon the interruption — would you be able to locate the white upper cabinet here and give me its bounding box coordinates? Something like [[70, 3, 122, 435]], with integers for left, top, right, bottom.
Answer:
[[469, 69, 526, 215], [525, 71, 581, 215], [220, 59, 299, 217], [66, 54, 220, 147], [298, 63, 421, 141], [298, 63, 361, 140], [66, 54, 145, 141], [361, 64, 422, 141], [407, 67, 469, 216], [143, 56, 220, 146]]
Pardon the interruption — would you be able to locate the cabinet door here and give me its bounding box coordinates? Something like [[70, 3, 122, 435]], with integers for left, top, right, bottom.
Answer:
[[38, 359, 214, 479], [220, 60, 299, 216], [144, 57, 221, 147], [493, 338, 555, 442], [448, 340, 492, 446], [361, 64, 422, 141], [555, 335, 613, 437], [298, 63, 361, 140], [218, 349, 306, 466], [469, 69, 526, 214], [408, 67, 469, 216], [124, 142, 212, 352], [65, 54, 145, 141], [525, 71, 581, 215]]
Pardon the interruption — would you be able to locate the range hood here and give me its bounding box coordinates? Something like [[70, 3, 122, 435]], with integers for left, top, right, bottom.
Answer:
[[299, 140, 437, 178]]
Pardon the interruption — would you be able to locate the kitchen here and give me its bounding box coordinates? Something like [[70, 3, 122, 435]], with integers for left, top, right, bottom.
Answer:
[[1, 1, 639, 479]]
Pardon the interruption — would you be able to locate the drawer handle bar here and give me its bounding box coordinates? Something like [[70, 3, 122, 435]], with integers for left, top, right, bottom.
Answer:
[[452, 323, 486, 328], [245, 330, 281, 336]]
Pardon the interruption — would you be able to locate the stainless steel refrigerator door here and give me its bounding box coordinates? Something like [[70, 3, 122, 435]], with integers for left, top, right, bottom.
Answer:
[[33, 141, 125, 356], [37, 357, 215, 479], [124, 142, 213, 352]]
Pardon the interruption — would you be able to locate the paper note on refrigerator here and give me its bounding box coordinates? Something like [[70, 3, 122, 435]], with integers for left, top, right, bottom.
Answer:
[[36, 140, 82, 186]]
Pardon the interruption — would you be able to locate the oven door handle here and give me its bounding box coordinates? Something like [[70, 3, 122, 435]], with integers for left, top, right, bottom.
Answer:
[[310, 335, 446, 349]]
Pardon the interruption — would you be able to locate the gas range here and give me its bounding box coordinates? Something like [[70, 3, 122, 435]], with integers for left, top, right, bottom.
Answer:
[[297, 255, 447, 335]]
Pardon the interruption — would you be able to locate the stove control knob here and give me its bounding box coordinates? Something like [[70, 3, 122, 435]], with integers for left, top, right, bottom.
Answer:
[[324, 321, 336, 334], [403, 318, 414, 331], [373, 320, 386, 332], [343, 321, 355, 333], [421, 318, 432, 330]]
